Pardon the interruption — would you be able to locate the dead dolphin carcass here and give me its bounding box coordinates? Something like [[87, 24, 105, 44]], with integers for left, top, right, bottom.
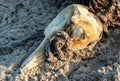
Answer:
[[21, 4, 103, 70]]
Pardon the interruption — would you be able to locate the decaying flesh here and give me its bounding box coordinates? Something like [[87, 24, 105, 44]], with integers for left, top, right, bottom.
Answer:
[[21, 4, 103, 70]]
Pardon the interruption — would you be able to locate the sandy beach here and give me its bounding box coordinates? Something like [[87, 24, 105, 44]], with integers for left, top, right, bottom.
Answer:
[[0, 0, 120, 81]]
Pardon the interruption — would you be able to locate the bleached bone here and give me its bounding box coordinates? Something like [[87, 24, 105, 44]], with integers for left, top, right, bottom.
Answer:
[[21, 4, 103, 70]]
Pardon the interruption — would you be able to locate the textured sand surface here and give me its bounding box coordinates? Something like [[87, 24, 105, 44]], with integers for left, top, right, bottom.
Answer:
[[0, 0, 120, 81]]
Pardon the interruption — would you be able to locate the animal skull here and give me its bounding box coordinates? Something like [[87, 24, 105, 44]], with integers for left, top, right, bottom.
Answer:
[[21, 4, 103, 70]]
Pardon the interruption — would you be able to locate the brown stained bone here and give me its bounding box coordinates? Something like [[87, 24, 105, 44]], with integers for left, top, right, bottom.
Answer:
[[89, 0, 120, 32], [45, 4, 103, 63]]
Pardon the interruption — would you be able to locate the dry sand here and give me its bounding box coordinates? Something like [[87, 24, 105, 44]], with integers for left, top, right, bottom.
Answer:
[[0, 0, 120, 81]]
